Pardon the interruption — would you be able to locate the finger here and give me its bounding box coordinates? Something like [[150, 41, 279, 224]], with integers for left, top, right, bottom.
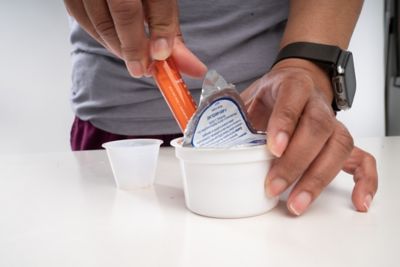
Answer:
[[266, 97, 335, 197], [244, 89, 271, 131], [107, 0, 149, 78], [82, 0, 122, 58], [64, 0, 107, 47], [240, 79, 275, 131], [172, 38, 207, 78], [266, 74, 314, 157], [143, 0, 178, 60], [286, 122, 354, 216], [343, 147, 378, 212], [342, 146, 368, 173]]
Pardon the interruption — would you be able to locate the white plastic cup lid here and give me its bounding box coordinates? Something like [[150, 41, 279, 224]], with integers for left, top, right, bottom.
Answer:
[[102, 139, 163, 189]]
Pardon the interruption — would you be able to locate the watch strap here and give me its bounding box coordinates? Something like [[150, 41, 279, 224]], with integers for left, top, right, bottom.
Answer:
[[272, 42, 343, 112], [272, 42, 342, 71]]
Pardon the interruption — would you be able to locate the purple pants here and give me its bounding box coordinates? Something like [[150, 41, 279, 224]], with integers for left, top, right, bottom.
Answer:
[[70, 117, 182, 151]]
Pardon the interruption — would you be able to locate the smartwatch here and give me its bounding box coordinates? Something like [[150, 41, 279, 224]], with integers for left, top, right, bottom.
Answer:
[[272, 42, 356, 111]]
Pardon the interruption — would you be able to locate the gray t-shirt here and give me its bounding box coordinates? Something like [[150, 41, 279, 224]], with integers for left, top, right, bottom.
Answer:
[[69, 0, 289, 135]]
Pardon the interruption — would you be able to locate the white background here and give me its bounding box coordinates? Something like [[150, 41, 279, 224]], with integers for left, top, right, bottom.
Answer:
[[0, 0, 386, 155], [0, 1, 73, 154], [338, 0, 385, 139]]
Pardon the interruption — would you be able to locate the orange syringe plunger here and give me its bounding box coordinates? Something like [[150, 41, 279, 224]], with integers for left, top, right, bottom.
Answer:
[[153, 57, 197, 132]]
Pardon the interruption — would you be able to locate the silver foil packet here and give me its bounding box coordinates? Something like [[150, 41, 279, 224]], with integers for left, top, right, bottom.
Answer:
[[183, 70, 266, 148]]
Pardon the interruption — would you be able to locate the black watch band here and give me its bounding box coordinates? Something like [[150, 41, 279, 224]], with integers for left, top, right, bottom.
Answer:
[[272, 42, 342, 71], [271, 42, 356, 112]]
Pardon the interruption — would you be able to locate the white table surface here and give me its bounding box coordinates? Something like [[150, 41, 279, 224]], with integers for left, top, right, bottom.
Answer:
[[0, 137, 399, 267]]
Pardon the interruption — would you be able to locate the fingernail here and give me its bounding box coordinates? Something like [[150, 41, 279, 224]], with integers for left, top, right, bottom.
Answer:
[[151, 38, 171, 60], [126, 61, 143, 78], [289, 191, 312, 216], [270, 131, 289, 157], [267, 178, 288, 197], [363, 194, 373, 212]]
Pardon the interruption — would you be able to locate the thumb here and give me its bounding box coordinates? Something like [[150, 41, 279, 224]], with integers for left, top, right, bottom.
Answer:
[[172, 38, 207, 78]]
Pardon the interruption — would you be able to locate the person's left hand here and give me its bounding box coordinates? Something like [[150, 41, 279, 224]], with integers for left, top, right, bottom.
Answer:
[[241, 58, 378, 215]]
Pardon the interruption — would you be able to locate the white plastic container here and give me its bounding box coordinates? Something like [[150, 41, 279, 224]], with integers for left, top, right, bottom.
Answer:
[[102, 139, 163, 189], [171, 138, 278, 218]]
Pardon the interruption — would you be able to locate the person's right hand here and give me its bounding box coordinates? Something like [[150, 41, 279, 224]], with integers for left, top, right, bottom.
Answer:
[[64, 0, 207, 78]]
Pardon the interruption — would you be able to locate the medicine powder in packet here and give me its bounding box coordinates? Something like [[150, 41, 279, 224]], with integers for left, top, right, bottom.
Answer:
[[183, 70, 266, 148]]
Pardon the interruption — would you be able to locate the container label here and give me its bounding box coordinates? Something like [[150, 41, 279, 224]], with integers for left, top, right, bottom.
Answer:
[[191, 98, 265, 147]]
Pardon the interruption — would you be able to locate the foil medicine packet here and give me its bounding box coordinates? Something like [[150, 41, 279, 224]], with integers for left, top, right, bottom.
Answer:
[[183, 70, 266, 148]]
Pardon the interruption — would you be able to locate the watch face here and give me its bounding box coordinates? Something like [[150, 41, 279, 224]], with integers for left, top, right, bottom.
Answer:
[[334, 52, 356, 110]]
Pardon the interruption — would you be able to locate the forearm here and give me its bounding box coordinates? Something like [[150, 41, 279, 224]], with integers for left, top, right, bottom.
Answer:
[[281, 0, 364, 49], [274, 0, 363, 103]]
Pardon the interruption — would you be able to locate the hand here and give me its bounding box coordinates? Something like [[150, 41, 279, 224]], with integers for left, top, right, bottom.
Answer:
[[64, 0, 206, 78], [241, 58, 359, 216]]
